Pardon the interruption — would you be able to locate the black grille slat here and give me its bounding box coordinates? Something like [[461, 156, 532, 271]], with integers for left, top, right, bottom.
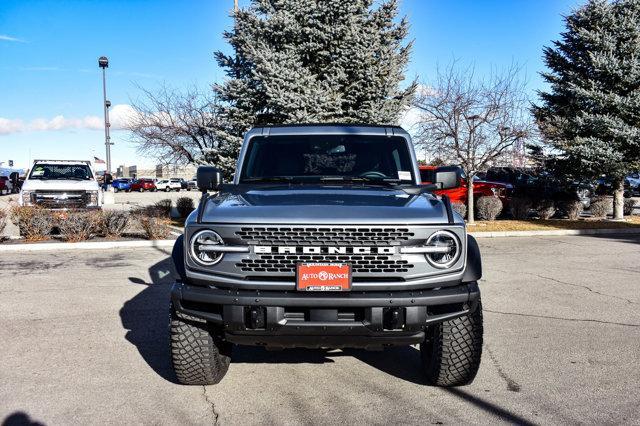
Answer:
[[236, 253, 414, 274]]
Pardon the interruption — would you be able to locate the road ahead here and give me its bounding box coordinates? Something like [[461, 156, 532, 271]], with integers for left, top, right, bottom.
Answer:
[[1, 235, 639, 425]]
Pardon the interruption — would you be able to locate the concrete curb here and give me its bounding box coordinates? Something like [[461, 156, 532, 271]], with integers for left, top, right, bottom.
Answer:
[[470, 227, 640, 238], [0, 239, 176, 252]]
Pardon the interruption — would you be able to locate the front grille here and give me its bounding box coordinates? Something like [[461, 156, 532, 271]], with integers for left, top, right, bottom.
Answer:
[[235, 227, 415, 246], [33, 191, 88, 208], [237, 253, 414, 274]]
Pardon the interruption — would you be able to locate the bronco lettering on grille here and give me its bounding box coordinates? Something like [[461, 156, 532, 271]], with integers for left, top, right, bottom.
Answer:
[[254, 246, 397, 255]]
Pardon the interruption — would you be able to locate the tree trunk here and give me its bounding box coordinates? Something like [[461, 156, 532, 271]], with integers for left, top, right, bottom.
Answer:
[[467, 178, 475, 224], [613, 177, 625, 220]]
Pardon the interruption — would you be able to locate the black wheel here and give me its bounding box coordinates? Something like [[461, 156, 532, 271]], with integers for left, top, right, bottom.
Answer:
[[140, 188, 145, 193], [113, 188, 119, 193], [420, 299, 483, 386], [165, 187, 170, 192], [170, 303, 232, 385]]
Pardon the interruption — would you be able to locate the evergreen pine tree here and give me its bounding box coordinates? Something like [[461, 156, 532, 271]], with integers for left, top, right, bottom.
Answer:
[[213, 0, 416, 177], [534, 0, 640, 219]]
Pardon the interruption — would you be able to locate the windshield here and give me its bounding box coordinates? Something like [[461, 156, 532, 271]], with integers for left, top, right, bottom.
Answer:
[[240, 135, 415, 184], [29, 163, 93, 180]]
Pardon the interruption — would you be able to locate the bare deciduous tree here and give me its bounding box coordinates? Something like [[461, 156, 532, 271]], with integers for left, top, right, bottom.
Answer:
[[127, 85, 238, 177], [413, 62, 534, 223]]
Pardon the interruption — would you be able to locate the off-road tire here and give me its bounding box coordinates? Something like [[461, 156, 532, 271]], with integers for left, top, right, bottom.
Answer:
[[420, 301, 483, 386], [170, 304, 232, 385]]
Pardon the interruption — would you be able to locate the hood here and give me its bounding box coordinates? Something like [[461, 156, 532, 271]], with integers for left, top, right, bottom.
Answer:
[[22, 179, 100, 192], [200, 185, 453, 225]]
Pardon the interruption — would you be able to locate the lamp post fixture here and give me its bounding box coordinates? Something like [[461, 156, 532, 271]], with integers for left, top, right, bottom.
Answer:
[[98, 56, 112, 173]]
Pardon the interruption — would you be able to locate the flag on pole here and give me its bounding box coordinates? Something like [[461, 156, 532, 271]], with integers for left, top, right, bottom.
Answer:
[[94, 156, 106, 164]]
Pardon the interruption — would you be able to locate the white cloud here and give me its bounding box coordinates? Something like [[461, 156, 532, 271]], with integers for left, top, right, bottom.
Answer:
[[0, 118, 25, 135], [400, 106, 422, 133], [110, 104, 136, 129], [0, 104, 136, 135], [0, 34, 26, 43]]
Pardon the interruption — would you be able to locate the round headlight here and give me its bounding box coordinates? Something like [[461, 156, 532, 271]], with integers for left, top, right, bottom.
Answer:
[[425, 230, 461, 269], [190, 230, 224, 266]]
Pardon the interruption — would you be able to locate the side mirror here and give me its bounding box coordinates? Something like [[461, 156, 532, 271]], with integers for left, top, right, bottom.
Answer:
[[435, 166, 461, 190], [197, 166, 222, 192]]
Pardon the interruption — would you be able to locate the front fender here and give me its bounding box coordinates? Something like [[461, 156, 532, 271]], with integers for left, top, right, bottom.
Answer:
[[462, 234, 482, 282], [172, 235, 187, 282]]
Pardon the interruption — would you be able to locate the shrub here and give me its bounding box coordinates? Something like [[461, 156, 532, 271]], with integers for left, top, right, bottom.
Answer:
[[590, 196, 611, 218], [57, 210, 101, 242], [476, 196, 503, 221], [557, 200, 583, 220], [154, 199, 173, 217], [133, 206, 171, 239], [535, 199, 556, 220], [11, 206, 53, 241], [623, 198, 637, 216], [137, 216, 171, 240], [0, 209, 6, 237], [509, 196, 533, 220], [176, 197, 195, 218], [98, 210, 130, 238], [451, 202, 466, 219]]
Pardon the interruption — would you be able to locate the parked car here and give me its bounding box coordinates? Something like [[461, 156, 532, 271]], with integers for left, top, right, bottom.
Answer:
[[130, 178, 157, 192], [0, 176, 12, 195], [187, 178, 197, 191], [594, 175, 632, 198], [111, 178, 132, 193], [176, 178, 189, 190], [486, 166, 594, 208], [419, 165, 512, 207], [18, 159, 103, 209], [156, 179, 182, 192], [625, 173, 640, 196]]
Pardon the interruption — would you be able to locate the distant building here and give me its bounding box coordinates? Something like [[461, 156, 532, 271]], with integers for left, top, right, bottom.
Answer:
[[116, 163, 197, 180], [155, 163, 198, 180]]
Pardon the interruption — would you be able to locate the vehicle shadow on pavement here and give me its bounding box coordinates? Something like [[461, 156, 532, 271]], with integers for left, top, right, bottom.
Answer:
[[232, 345, 425, 382], [1, 412, 45, 426], [119, 250, 178, 384], [234, 345, 535, 425]]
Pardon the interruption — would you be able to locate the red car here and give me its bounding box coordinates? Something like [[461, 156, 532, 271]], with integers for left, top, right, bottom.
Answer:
[[0, 176, 9, 194], [130, 178, 157, 192], [419, 165, 512, 206]]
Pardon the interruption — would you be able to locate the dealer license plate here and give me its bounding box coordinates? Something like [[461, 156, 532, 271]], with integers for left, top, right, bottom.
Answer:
[[296, 263, 352, 291]]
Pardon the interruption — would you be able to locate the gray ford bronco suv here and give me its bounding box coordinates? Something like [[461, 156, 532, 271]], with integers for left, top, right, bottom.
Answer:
[[170, 124, 483, 386]]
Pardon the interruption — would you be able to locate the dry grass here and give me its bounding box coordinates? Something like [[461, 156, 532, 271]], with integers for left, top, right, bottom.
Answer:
[[468, 216, 640, 233]]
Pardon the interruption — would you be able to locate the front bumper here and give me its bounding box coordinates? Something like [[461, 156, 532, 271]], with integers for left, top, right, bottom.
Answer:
[[171, 281, 480, 349]]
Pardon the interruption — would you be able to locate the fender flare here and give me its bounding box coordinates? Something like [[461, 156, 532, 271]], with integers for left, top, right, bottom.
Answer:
[[462, 234, 482, 282], [172, 234, 188, 283]]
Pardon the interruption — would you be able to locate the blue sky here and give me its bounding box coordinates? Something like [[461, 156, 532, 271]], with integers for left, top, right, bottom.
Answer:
[[0, 0, 580, 169]]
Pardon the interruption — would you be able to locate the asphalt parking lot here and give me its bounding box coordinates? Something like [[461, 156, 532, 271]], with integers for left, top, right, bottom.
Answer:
[[1, 234, 639, 425]]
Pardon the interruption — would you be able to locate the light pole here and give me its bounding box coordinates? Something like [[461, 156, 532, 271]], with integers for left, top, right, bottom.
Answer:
[[98, 56, 112, 173]]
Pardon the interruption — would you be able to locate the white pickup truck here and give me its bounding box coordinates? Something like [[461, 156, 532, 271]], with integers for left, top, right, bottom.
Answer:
[[19, 160, 103, 209]]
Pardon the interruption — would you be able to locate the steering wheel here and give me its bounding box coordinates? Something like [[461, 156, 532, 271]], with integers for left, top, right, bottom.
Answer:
[[359, 171, 387, 179]]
